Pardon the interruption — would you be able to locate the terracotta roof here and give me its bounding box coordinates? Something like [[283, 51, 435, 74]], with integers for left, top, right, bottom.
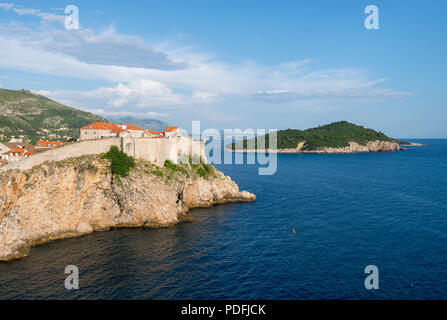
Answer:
[[81, 122, 117, 130], [124, 124, 143, 130], [82, 122, 143, 132], [111, 127, 126, 133], [165, 126, 179, 132], [146, 129, 164, 134], [36, 141, 64, 148], [9, 148, 25, 157]]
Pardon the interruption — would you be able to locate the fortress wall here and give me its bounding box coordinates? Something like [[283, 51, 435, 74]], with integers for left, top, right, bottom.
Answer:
[[0, 138, 122, 172], [123, 136, 206, 166], [0, 136, 206, 172]]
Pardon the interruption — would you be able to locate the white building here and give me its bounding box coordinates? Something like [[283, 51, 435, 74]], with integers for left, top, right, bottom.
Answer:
[[165, 126, 181, 138], [80, 123, 144, 141]]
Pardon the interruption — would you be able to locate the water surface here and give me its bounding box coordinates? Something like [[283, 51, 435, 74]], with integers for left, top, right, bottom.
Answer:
[[1, 139, 446, 299]]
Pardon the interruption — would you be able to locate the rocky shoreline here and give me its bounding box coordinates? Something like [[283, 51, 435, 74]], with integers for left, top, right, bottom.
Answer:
[[227, 140, 401, 154], [0, 156, 255, 261]]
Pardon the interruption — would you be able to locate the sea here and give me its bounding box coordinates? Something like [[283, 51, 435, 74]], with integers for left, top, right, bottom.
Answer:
[[0, 139, 446, 299]]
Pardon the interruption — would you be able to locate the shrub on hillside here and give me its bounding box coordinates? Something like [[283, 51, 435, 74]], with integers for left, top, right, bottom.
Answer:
[[101, 146, 135, 177]]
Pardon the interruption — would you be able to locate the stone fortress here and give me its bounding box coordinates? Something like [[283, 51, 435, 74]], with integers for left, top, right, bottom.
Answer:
[[0, 122, 206, 172]]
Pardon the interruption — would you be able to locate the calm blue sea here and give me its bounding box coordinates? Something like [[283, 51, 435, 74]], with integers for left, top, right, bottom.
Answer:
[[1, 139, 447, 299]]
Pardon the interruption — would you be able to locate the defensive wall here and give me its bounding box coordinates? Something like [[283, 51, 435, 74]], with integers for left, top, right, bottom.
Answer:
[[0, 136, 206, 172]]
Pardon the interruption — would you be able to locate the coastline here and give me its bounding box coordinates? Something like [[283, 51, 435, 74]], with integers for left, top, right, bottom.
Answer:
[[400, 142, 426, 147], [0, 156, 255, 262], [225, 140, 407, 154]]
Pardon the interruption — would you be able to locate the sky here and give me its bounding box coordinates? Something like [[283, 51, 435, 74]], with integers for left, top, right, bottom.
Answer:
[[0, 0, 445, 138]]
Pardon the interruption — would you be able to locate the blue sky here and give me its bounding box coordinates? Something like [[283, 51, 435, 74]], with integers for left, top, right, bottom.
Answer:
[[0, 0, 445, 138]]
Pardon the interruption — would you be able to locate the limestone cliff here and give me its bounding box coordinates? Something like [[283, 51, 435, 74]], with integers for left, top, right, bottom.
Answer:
[[0, 156, 255, 261], [229, 140, 400, 154], [303, 140, 401, 154]]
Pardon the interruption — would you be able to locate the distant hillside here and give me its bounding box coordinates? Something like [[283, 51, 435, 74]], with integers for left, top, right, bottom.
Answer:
[[0, 89, 107, 144], [230, 121, 400, 151], [107, 116, 169, 132]]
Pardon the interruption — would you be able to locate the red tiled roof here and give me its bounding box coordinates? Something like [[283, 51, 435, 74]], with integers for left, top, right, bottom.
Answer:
[[9, 148, 25, 157], [165, 126, 179, 132], [81, 122, 117, 130], [36, 141, 64, 148], [111, 127, 126, 133], [145, 129, 165, 138], [82, 122, 143, 132], [124, 124, 143, 130], [146, 129, 164, 134]]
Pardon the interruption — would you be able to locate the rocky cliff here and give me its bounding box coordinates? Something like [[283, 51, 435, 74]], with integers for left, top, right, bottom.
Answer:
[[301, 140, 401, 153], [229, 140, 400, 154], [0, 156, 255, 261]]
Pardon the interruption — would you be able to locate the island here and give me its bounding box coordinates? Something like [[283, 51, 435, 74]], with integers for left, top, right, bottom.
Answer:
[[228, 121, 411, 153]]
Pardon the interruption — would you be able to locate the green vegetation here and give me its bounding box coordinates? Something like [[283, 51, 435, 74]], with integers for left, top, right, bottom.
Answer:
[[148, 157, 217, 180], [164, 160, 190, 177], [102, 146, 135, 177], [152, 170, 163, 177], [0, 88, 106, 144], [230, 121, 397, 150], [197, 166, 209, 178], [189, 158, 215, 179]]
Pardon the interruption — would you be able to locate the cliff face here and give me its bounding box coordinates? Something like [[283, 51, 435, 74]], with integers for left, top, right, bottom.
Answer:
[[305, 140, 401, 154], [0, 156, 255, 261], [229, 140, 400, 154]]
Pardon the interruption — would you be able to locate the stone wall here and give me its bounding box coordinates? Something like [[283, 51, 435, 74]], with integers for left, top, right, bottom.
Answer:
[[122, 136, 206, 166], [0, 138, 121, 172], [0, 136, 206, 172]]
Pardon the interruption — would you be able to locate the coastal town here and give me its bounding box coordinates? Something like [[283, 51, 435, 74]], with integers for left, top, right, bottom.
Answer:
[[0, 122, 181, 166]]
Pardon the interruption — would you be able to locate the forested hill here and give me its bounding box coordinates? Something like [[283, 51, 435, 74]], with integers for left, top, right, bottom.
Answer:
[[0, 89, 107, 144], [230, 121, 400, 151], [106, 116, 169, 132]]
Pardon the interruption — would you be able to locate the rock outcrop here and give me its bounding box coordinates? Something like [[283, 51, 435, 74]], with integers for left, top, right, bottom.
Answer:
[[0, 156, 255, 261], [228, 140, 400, 154], [307, 140, 401, 154]]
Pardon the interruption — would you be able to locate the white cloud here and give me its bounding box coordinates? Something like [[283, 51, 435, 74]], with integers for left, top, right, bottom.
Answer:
[[0, 3, 412, 121], [34, 80, 220, 115], [12, 7, 39, 15], [78, 108, 169, 119], [0, 3, 13, 10], [38, 12, 65, 24], [96, 80, 186, 108], [0, 3, 66, 23], [0, 10, 184, 70]]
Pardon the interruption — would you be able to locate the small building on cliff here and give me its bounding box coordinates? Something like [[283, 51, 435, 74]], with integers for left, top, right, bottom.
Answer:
[[0, 142, 36, 162], [80, 123, 144, 141], [165, 126, 181, 138], [144, 129, 165, 138], [81, 122, 183, 141], [36, 141, 65, 149]]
